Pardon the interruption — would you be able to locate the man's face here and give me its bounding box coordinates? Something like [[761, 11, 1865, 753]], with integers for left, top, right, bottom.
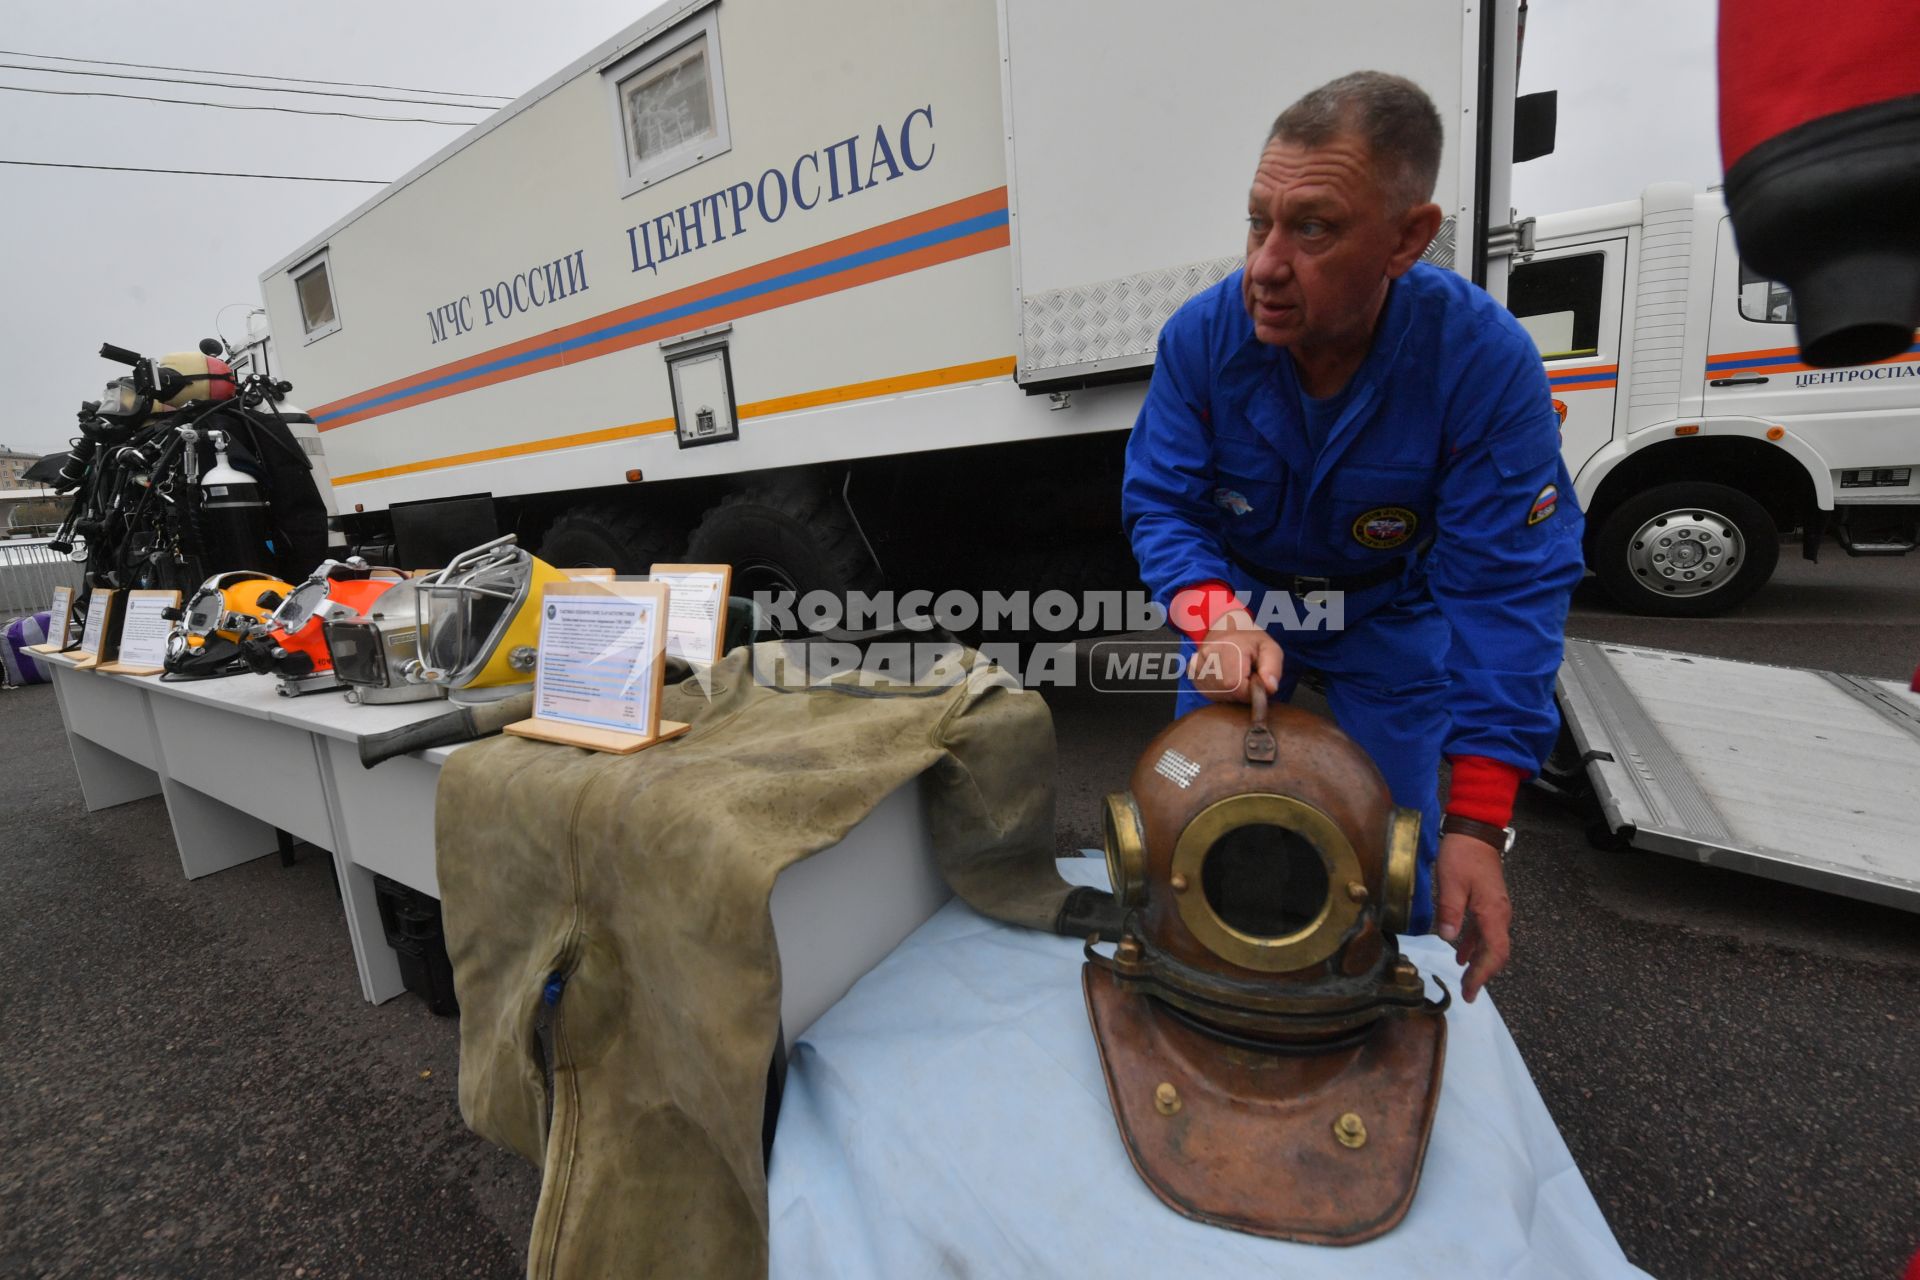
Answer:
[[1242, 134, 1415, 353]]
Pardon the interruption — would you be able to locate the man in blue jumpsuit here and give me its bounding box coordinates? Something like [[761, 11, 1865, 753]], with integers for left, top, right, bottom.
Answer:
[[1122, 72, 1585, 1002]]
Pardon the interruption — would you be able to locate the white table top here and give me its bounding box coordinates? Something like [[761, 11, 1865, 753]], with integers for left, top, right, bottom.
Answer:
[[264, 684, 459, 744], [140, 668, 295, 722], [49, 652, 462, 747]]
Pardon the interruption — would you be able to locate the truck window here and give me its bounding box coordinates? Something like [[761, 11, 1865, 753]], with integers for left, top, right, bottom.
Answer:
[[291, 251, 340, 341], [1508, 252, 1604, 359], [606, 7, 731, 196], [1737, 260, 1796, 324]]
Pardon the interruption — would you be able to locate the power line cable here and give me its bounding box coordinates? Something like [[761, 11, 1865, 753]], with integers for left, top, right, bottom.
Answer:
[[0, 47, 509, 101], [0, 81, 477, 125], [0, 61, 497, 111], [0, 158, 388, 184]]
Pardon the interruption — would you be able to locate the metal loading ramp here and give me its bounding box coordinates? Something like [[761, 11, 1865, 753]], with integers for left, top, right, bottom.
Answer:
[[1556, 639, 1920, 913]]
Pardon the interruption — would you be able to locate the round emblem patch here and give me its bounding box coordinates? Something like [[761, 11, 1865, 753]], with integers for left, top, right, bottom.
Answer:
[[1352, 506, 1418, 550]]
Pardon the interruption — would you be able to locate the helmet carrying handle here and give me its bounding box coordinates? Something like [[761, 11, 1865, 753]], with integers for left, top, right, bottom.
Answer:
[[1245, 681, 1278, 764]]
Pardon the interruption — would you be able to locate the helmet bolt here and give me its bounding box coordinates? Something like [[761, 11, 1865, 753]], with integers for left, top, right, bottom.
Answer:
[[1334, 1112, 1368, 1149], [1346, 880, 1368, 904], [1154, 1082, 1182, 1116], [1169, 872, 1189, 893]]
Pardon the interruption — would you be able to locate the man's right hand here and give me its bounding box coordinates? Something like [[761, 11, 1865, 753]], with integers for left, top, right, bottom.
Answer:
[[1189, 608, 1283, 703]]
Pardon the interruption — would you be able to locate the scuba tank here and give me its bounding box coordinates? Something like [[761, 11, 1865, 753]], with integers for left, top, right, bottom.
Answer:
[[198, 429, 278, 573]]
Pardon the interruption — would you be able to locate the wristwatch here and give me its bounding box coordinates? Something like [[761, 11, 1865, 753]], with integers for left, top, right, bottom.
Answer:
[[1440, 814, 1517, 856]]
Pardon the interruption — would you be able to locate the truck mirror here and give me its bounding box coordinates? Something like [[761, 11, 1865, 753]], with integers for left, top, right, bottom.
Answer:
[[1514, 91, 1557, 164]]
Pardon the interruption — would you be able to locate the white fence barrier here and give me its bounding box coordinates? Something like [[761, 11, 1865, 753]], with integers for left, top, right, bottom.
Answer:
[[0, 537, 84, 618]]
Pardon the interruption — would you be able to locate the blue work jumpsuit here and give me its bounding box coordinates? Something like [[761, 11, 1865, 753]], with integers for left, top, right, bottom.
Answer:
[[1122, 263, 1586, 933]]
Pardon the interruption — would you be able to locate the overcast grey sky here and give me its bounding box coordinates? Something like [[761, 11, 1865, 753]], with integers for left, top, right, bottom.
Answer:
[[0, 0, 1720, 458]]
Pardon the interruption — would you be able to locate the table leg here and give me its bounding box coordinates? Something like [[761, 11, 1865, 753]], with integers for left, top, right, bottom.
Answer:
[[159, 777, 281, 879], [65, 730, 164, 811], [49, 665, 161, 811], [313, 737, 407, 1005]]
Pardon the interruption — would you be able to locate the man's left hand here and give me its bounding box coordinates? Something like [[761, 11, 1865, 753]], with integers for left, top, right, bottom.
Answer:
[[1432, 832, 1512, 1002]]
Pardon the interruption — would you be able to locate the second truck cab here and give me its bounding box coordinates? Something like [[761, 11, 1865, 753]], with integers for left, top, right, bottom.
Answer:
[[1509, 182, 1919, 615]]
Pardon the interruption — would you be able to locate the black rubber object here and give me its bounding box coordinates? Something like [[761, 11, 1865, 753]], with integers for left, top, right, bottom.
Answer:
[[536, 501, 681, 575], [684, 484, 879, 620], [1723, 94, 1920, 368], [358, 706, 482, 769]]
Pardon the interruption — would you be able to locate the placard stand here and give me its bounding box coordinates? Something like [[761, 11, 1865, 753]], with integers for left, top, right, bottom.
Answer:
[[650, 562, 732, 666], [25, 584, 78, 655], [71, 589, 119, 670], [503, 715, 692, 754], [503, 579, 689, 755], [98, 589, 181, 676]]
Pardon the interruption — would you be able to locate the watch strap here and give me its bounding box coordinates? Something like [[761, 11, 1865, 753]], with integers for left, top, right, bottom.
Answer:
[[1440, 813, 1513, 853]]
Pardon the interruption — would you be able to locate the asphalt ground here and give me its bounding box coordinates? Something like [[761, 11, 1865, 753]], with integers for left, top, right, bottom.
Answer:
[[3, 548, 1917, 1278]]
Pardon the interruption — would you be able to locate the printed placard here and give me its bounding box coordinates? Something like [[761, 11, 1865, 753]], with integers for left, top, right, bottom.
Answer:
[[563, 567, 615, 581], [502, 580, 690, 755], [74, 589, 118, 669], [25, 584, 75, 654], [99, 590, 180, 674], [650, 562, 732, 665]]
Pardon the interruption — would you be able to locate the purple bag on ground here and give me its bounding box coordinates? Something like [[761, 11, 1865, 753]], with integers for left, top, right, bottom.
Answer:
[[2, 611, 52, 686]]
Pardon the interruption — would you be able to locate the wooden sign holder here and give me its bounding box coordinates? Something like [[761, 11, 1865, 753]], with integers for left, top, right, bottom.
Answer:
[[649, 561, 733, 665], [98, 589, 182, 675], [24, 584, 78, 655], [71, 589, 119, 670], [503, 579, 690, 755]]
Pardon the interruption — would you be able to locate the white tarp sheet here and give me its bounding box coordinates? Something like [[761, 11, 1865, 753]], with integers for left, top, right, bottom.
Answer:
[[769, 859, 1647, 1279]]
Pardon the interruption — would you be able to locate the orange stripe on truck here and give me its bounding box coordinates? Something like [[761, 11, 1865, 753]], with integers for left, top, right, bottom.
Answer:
[[329, 356, 1018, 486]]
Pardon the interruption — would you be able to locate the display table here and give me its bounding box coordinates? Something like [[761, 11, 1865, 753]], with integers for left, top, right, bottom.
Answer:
[[39, 652, 949, 1036], [768, 859, 1650, 1278]]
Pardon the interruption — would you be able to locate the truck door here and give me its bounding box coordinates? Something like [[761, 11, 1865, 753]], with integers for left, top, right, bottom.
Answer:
[[1703, 216, 1920, 467], [1507, 239, 1626, 480]]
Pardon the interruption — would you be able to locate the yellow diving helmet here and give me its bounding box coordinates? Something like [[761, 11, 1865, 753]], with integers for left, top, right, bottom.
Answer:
[[407, 534, 568, 704], [164, 570, 294, 678]]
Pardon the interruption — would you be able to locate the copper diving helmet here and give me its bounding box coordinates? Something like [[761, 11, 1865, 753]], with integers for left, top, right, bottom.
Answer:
[[1083, 687, 1450, 1246]]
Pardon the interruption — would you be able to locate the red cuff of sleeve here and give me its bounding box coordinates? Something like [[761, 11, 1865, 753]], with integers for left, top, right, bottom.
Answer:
[[1444, 755, 1528, 827], [1168, 581, 1248, 642]]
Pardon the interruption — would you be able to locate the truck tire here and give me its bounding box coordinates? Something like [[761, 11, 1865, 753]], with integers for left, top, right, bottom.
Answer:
[[1591, 481, 1779, 617], [685, 485, 879, 619], [536, 502, 682, 574]]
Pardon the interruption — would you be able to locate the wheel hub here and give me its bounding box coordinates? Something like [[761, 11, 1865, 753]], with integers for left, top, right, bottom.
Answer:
[[1627, 508, 1743, 597]]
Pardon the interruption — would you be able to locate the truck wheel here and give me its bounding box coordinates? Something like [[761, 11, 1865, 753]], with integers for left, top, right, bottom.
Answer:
[[685, 485, 879, 622], [1591, 482, 1779, 617], [536, 502, 681, 574]]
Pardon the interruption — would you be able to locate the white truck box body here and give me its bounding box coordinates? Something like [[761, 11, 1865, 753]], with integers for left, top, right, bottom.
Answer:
[[260, 0, 1514, 518], [1001, 0, 1494, 386]]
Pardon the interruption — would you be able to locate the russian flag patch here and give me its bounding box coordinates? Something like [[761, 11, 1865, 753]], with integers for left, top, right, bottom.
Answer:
[[1527, 484, 1559, 526]]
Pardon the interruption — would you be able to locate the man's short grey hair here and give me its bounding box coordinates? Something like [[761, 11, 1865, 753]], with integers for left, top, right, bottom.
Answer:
[[1268, 71, 1444, 213]]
